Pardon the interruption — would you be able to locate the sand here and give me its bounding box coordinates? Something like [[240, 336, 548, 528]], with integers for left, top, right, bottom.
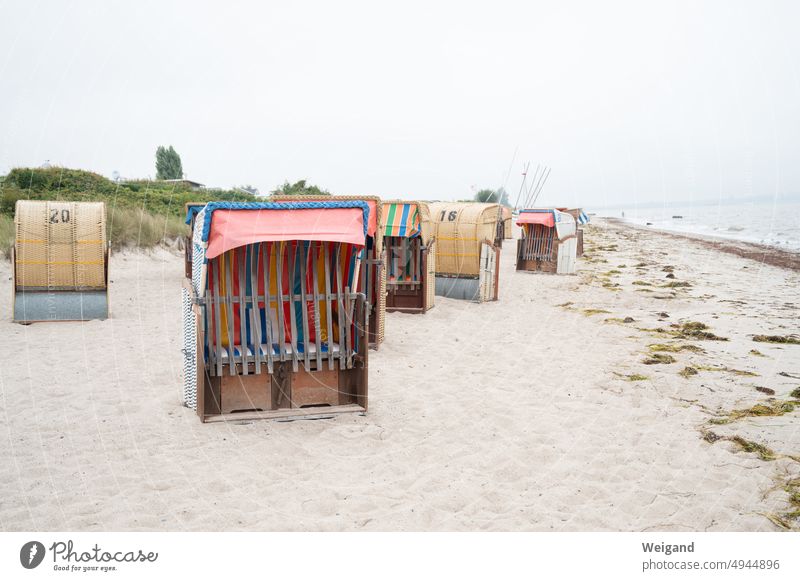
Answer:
[[0, 220, 798, 532]]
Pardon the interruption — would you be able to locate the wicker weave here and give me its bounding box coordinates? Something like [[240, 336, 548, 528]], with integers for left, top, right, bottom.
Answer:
[[15, 200, 107, 290], [429, 202, 501, 277]]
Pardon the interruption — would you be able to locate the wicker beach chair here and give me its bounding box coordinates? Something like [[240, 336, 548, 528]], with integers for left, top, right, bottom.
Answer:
[[12, 200, 109, 323], [429, 202, 501, 302], [382, 200, 436, 313], [516, 208, 578, 274]]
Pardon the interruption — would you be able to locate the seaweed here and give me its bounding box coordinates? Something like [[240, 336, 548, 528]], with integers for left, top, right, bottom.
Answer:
[[648, 343, 704, 353], [729, 436, 777, 461], [755, 386, 776, 396], [753, 335, 800, 345], [613, 372, 649, 382], [695, 365, 758, 377], [791, 388, 800, 400], [679, 367, 698, 378], [642, 353, 677, 365], [662, 281, 691, 288], [749, 349, 766, 357], [672, 321, 729, 341], [583, 309, 611, 316], [710, 401, 796, 424], [632, 280, 652, 286]]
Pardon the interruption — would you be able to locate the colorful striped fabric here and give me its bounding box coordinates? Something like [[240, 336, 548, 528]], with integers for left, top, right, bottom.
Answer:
[[578, 210, 590, 225], [205, 240, 361, 352], [383, 203, 421, 238]]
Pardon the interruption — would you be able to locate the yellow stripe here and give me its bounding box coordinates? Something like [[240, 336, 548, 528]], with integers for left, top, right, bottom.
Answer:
[[17, 239, 104, 244], [16, 260, 105, 265]]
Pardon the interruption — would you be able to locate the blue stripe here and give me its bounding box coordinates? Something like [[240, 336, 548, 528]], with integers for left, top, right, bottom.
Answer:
[[398, 204, 410, 237]]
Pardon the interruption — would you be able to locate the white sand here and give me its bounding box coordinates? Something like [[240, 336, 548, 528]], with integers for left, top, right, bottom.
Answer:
[[1, 221, 798, 531]]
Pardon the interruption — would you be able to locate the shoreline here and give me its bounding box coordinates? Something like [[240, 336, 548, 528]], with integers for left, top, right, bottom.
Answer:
[[605, 218, 800, 272]]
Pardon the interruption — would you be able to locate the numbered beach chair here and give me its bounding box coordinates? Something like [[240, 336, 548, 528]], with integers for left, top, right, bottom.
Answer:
[[382, 200, 436, 313], [516, 208, 578, 274], [182, 201, 370, 422], [429, 202, 501, 302], [272, 194, 385, 349], [12, 200, 109, 323]]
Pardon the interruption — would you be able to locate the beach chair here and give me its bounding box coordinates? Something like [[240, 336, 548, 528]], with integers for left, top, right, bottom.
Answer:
[[499, 206, 514, 242], [183, 202, 206, 278], [182, 201, 370, 422], [12, 200, 109, 323], [382, 200, 436, 313], [558, 207, 590, 257], [516, 208, 578, 274], [272, 194, 385, 349], [429, 202, 501, 302]]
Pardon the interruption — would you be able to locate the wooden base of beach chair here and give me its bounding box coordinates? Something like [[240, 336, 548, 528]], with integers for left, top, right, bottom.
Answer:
[[202, 404, 366, 423], [386, 284, 428, 313], [577, 229, 584, 257], [516, 237, 577, 275], [199, 362, 367, 422]]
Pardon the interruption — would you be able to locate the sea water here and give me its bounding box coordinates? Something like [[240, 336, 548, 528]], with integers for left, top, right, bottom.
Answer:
[[594, 200, 800, 252]]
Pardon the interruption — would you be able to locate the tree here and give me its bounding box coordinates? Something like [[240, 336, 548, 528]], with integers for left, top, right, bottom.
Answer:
[[473, 187, 511, 206], [272, 179, 330, 196], [155, 146, 183, 180]]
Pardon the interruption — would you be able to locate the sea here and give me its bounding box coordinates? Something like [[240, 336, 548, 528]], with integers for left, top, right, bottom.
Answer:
[[593, 200, 800, 252]]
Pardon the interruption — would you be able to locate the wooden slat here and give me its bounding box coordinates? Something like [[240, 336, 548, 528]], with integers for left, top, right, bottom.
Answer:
[[261, 242, 274, 373], [287, 242, 299, 372], [237, 246, 248, 375], [311, 241, 323, 370], [343, 286, 352, 369], [249, 244, 262, 375], [334, 244, 346, 371], [202, 403, 365, 423], [323, 242, 335, 370], [204, 285, 214, 371], [275, 242, 287, 363], [223, 252, 236, 375], [212, 259, 223, 377], [298, 241, 311, 372]]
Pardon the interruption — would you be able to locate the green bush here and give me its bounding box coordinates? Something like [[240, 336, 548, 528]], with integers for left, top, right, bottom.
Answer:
[[0, 166, 248, 250]]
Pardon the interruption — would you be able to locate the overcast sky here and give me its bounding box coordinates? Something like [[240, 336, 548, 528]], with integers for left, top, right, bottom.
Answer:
[[1, 0, 798, 207]]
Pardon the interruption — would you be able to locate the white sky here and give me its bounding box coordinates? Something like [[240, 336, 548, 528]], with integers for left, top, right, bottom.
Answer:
[[1, 0, 798, 207]]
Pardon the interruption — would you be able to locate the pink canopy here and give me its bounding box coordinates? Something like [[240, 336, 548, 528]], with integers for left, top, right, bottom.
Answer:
[[517, 211, 555, 227], [206, 207, 366, 259]]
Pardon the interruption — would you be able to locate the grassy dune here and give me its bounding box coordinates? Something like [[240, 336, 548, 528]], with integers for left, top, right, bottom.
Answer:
[[0, 167, 257, 254]]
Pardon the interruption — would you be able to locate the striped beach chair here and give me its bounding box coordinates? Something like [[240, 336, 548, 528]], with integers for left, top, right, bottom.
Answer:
[[516, 208, 578, 274], [182, 201, 370, 422], [382, 200, 435, 313]]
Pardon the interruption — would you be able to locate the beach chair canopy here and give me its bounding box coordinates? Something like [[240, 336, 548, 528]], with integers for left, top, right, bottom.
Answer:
[[518, 209, 576, 240], [382, 202, 422, 238], [199, 201, 370, 259]]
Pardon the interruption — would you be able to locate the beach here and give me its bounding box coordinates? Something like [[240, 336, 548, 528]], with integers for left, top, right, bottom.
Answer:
[[0, 220, 798, 532]]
